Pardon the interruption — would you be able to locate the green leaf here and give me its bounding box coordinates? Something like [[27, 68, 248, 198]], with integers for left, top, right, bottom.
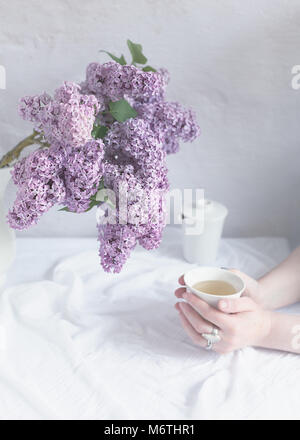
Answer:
[[84, 199, 99, 212], [127, 40, 147, 65], [84, 178, 107, 212], [100, 50, 126, 65], [142, 66, 156, 72], [108, 99, 137, 123], [59, 207, 71, 212], [92, 125, 108, 139], [97, 178, 105, 191]]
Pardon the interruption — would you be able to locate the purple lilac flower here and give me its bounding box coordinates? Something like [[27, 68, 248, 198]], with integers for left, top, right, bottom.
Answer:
[[82, 62, 166, 104], [97, 117, 169, 272], [18, 92, 52, 122], [103, 119, 169, 191], [64, 139, 105, 213], [10, 59, 200, 273], [98, 223, 137, 273], [136, 101, 200, 154], [19, 82, 100, 148], [97, 189, 167, 273], [8, 149, 66, 230], [8, 139, 105, 228]]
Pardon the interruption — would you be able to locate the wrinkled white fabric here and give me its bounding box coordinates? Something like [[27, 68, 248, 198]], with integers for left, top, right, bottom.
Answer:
[[1, 228, 299, 420]]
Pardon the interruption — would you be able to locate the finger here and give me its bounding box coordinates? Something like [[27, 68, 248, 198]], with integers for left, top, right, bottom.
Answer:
[[178, 302, 214, 334], [175, 287, 186, 298], [229, 269, 258, 296], [218, 296, 257, 314], [183, 291, 229, 329], [178, 275, 185, 286], [177, 308, 207, 347]]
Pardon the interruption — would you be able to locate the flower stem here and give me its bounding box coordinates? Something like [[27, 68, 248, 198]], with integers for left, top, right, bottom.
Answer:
[[0, 131, 49, 169]]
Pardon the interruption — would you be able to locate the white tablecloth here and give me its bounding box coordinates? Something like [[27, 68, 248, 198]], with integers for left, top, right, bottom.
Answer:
[[1, 228, 299, 420]]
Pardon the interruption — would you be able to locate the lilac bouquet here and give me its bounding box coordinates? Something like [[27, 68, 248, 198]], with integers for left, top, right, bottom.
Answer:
[[3, 41, 200, 273]]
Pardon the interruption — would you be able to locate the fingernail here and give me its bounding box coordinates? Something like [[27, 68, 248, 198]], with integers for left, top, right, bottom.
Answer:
[[220, 300, 228, 310], [182, 292, 188, 300]]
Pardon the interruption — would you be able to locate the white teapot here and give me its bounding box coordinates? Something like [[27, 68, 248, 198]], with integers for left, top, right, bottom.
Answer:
[[182, 199, 228, 265]]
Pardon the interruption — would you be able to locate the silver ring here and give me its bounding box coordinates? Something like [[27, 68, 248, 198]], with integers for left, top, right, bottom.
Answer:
[[202, 327, 221, 350], [205, 339, 213, 350]]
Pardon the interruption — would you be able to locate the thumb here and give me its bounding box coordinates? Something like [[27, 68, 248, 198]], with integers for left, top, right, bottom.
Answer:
[[218, 296, 257, 314]]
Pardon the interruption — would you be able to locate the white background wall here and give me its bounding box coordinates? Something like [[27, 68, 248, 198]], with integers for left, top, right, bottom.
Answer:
[[1, 0, 300, 245]]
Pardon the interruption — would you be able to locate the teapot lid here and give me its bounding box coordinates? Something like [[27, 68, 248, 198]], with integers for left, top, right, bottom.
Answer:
[[183, 199, 228, 222]]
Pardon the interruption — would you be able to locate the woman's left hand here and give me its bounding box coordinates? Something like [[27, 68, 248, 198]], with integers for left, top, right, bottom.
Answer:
[[174, 276, 272, 354]]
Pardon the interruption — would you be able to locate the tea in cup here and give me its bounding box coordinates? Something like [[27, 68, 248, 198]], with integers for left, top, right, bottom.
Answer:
[[184, 267, 245, 307]]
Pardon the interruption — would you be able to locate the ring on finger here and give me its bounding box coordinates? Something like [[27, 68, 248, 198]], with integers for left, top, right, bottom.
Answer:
[[202, 326, 221, 349]]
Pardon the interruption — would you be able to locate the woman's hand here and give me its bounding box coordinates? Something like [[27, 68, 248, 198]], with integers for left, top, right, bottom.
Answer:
[[174, 274, 272, 354], [225, 270, 264, 306]]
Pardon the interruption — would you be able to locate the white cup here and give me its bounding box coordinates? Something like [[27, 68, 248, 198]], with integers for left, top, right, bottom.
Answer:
[[184, 267, 245, 308]]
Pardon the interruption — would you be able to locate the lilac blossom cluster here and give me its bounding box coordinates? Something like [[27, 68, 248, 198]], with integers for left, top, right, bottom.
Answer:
[[8, 148, 66, 229], [19, 82, 100, 148], [82, 61, 200, 154], [103, 119, 168, 191], [9, 59, 200, 273], [81, 62, 167, 104], [136, 101, 200, 154], [98, 119, 169, 272], [64, 140, 105, 213], [8, 139, 104, 229]]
